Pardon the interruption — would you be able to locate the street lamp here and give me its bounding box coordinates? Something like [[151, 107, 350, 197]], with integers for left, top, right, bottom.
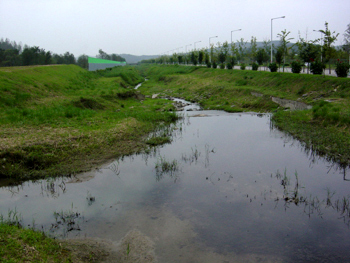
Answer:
[[271, 16, 285, 63], [231, 29, 242, 44], [194, 41, 201, 50], [209, 36, 218, 48], [313, 30, 323, 62], [209, 36, 218, 63], [185, 44, 192, 54]]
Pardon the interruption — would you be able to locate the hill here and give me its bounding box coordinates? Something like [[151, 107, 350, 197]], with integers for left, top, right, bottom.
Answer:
[[119, 54, 159, 64]]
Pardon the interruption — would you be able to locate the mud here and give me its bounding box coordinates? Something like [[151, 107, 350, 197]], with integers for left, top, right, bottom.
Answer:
[[63, 205, 284, 263]]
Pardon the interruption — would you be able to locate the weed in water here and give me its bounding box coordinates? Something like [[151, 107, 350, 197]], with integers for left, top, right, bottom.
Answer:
[[155, 156, 180, 181], [51, 203, 82, 236]]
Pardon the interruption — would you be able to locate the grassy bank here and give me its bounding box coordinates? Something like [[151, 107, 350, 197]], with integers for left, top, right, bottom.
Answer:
[[136, 64, 350, 166], [0, 65, 177, 181], [1, 64, 350, 262], [0, 222, 72, 262]]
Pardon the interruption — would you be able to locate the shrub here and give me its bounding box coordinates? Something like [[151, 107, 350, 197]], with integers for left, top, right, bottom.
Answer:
[[219, 63, 225, 69], [310, 61, 325, 75], [291, 60, 303, 74], [206, 62, 211, 68], [226, 62, 233, 70], [268, 63, 278, 72], [240, 63, 246, 70], [212, 61, 217, 69], [251, 62, 259, 71], [335, 59, 350, 77]]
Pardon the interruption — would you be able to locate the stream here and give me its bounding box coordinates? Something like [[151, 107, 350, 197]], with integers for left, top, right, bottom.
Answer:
[[1, 106, 350, 262]]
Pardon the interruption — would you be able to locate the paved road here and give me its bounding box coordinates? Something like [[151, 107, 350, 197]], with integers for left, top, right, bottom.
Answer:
[[232, 65, 350, 78]]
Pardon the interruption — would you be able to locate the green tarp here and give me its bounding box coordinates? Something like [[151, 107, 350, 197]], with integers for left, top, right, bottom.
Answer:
[[88, 57, 126, 64]]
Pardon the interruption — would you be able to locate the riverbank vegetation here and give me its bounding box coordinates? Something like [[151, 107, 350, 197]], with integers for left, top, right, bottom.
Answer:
[[1, 63, 350, 262], [136, 64, 350, 166], [0, 65, 177, 181]]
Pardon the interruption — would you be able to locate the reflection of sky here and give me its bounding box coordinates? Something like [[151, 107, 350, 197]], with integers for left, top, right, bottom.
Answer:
[[1, 112, 350, 262]]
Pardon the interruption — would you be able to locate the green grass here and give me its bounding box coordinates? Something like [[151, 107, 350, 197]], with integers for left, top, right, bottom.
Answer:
[[0, 65, 178, 180], [1, 63, 350, 177], [0, 223, 72, 262], [136, 64, 350, 166]]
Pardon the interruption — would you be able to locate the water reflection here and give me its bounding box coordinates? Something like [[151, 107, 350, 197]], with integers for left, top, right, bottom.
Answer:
[[271, 169, 350, 226], [1, 112, 350, 262]]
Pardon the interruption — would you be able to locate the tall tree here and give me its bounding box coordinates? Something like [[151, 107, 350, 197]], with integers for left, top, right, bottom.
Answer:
[[275, 46, 283, 70], [190, 51, 198, 65], [77, 54, 88, 69], [198, 49, 204, 65], [343, 23, 350, 63], [0, 49, 20, 66], [21, 46, 46, 65], [277, 29, 294, 72], [256, 48, 268, 66], [110, 53, 126, 62], [217, 41, 229, 65], [63, 52, 76, 64], [320, 21, 339, 74], [250, 36, 258, 63], [297, 38, 319, 74], [230, 42, 237, 65], [237, 38, 247, 63], [97, 49, 110, 60]]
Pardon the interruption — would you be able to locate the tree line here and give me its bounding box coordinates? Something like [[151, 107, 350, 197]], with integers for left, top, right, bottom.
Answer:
[[0, 39, 125, 69], [141, 22, 350, 76]]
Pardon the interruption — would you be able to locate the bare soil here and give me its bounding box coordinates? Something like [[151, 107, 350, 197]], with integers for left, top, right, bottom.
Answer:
[[61, 230, 156, 263]]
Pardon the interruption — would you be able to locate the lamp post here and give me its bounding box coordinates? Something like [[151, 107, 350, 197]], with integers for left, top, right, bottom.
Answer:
[[271, 16, 285, 63], [231, 29, 242, 45], [185, 44, 192, 54], [313, 30, 323, 62], [194, 41, 201, 51], [209, 36, 218, 63]]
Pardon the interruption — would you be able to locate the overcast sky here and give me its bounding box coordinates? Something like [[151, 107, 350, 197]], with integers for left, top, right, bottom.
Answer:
[[1, 0, 349, 57]]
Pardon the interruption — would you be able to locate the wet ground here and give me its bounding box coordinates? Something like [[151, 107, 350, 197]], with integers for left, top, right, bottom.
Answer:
[[1, 110, 350, 262]]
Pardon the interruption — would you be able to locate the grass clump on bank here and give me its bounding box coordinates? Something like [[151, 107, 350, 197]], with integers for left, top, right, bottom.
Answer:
[[0, 65, 178, 180], [0, 222, 73, 263], [136, 64, 350, 166]]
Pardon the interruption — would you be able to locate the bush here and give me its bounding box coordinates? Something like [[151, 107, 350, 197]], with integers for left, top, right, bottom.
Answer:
[[219, 63, 225, 69], [335, 59, 350, 77], [212, 61, 217, 69], [206, 62, 211, 68], [291, 61, 303, 74], [240, 63, 246, 70], [268, 63, 278, 72], [310, 61, 325, 75], [226, 62, 233, 70], [251, 62, 259, 71]]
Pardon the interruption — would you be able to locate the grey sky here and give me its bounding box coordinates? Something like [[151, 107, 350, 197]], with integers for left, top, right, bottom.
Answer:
[[1, 0, 349, 57]]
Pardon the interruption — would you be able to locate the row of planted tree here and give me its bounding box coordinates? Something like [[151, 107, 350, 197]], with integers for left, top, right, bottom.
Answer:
[[141, 22, 350, 78]]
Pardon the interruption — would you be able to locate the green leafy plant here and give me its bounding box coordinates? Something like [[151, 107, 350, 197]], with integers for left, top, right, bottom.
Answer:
[[226, 62, 233, 70], [212, 61, 217, 69], [219, 63, 225, 69], [310, 60, 325, 75], [240, 63, 246, 70], [268, 62, 278, 72], [291, 60, 303, 73], [251, 62, 259, 71], [335, 59, 350, 77]]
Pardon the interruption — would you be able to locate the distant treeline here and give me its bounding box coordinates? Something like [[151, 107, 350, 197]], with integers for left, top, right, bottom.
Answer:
[[0, 38, 125, 69]]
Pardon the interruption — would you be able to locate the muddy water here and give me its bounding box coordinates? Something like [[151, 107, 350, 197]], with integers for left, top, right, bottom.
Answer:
[[1, 111, 350, 262]]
